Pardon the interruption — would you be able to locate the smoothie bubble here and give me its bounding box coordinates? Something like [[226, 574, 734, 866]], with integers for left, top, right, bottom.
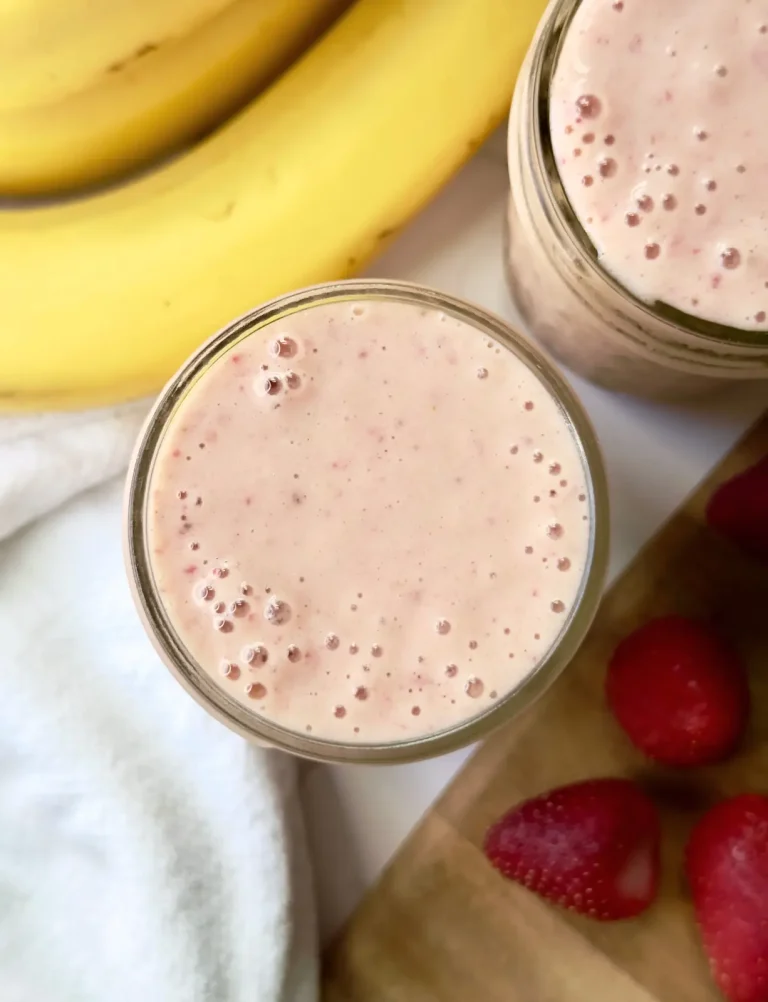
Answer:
[[259, 375, 282, 397], [576, 94, 602, 118], [242, 645, 268, 666], [264, 597, 290, 625], [220, 661, 240, 679], [465, 678, 484, 698], [269, 336, 297, 358]]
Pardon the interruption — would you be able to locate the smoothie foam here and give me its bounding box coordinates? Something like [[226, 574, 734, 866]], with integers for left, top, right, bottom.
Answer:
[[146, 299, 591, 744], [550, 0, 768, 330]]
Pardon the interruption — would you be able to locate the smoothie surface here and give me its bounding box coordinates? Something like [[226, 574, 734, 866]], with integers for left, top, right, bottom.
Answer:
[[147, 298, 591, 743], [551, 0, 768, 330]]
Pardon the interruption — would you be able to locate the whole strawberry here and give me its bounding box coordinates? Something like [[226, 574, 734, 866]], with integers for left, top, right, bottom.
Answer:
[[706, 454, 768, 563], [686, 794, 768, 1002], [606, 616, 749, 767], [484, 778, 660, 920]]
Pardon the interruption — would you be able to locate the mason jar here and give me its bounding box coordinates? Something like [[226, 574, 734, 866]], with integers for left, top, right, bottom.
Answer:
[[125, 279, 609, 764], [505, 0, 768, 398]]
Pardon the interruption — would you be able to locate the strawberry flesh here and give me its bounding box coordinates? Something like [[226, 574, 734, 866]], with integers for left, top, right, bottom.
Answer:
[[606, 616, 750, 767], [484, 778, 660, 921], [706, 454, 768, 563], [686, 794, 768, 1002]]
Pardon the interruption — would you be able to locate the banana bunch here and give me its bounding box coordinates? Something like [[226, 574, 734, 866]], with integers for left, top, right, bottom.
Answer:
[[0, 0, 347, 194], [0, 0, 547, 411]]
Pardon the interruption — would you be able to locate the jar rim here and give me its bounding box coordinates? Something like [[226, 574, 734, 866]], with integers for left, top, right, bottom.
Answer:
[[520, 0, 768, 350], [124, 278, 609, 764]]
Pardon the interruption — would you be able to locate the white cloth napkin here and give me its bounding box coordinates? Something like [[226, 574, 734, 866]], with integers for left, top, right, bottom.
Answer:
[[0, 405, 317, 1002]]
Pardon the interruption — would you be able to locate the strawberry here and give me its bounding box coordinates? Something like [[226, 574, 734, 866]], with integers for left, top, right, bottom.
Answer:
[[686, 794, 768, 1002], [483, 778, 660, 920], [706, 455, 768, 563], [606, 616, 749, 767]]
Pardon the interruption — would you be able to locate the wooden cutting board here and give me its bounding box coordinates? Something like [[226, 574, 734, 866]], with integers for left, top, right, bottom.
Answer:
[[323, 413, 768, 1002]]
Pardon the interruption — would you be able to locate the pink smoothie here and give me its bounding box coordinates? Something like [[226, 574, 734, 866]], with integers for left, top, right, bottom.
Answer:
[[146, 298, 592, 744], [550, 0, 768, 330]]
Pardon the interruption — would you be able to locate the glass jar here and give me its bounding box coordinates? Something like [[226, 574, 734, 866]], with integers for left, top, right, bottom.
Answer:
[[124, 279, 609, 764], [505, 0, 768, 398]]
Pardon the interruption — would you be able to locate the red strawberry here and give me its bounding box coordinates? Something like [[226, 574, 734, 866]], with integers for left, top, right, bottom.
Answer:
[[606, 616, 749, 767], [483, 778, 660, 920], [706, 454, 768, 563], [686, 794, 768, 1002]]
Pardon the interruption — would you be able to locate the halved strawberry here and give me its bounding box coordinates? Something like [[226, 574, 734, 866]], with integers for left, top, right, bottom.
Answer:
[[484, 778, 660, 920], [706, 454, 768, 563], [606, 616, 749, 767], [686, 794, 768, 1002]]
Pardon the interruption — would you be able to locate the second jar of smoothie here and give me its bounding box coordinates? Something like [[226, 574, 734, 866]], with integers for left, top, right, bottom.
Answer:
[[125, 280, 608, 763], [506, 0, 768, 397]]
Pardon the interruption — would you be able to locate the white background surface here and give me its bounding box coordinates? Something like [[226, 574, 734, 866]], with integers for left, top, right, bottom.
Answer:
[[300, 130, 767, 945]]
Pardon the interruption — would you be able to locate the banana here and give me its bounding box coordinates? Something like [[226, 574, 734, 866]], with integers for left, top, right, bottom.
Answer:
[[0, 0, 546, 411], [0, 0, 348, 194], [0, 0, 234, 108]]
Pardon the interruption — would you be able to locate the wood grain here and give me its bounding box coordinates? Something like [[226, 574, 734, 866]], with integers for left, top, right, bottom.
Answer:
[[323, 414, 768, 1002]]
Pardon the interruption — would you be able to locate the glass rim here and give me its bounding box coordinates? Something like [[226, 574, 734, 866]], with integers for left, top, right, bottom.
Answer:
[[521, 0, 768, 351], [124, 278, 610, 765]]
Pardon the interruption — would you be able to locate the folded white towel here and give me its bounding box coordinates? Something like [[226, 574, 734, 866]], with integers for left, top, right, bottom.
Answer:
[[0, 407, 316, 1002]]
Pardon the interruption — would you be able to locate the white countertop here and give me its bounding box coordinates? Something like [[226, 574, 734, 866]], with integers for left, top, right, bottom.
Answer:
[[301, 130, 767, 945]]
